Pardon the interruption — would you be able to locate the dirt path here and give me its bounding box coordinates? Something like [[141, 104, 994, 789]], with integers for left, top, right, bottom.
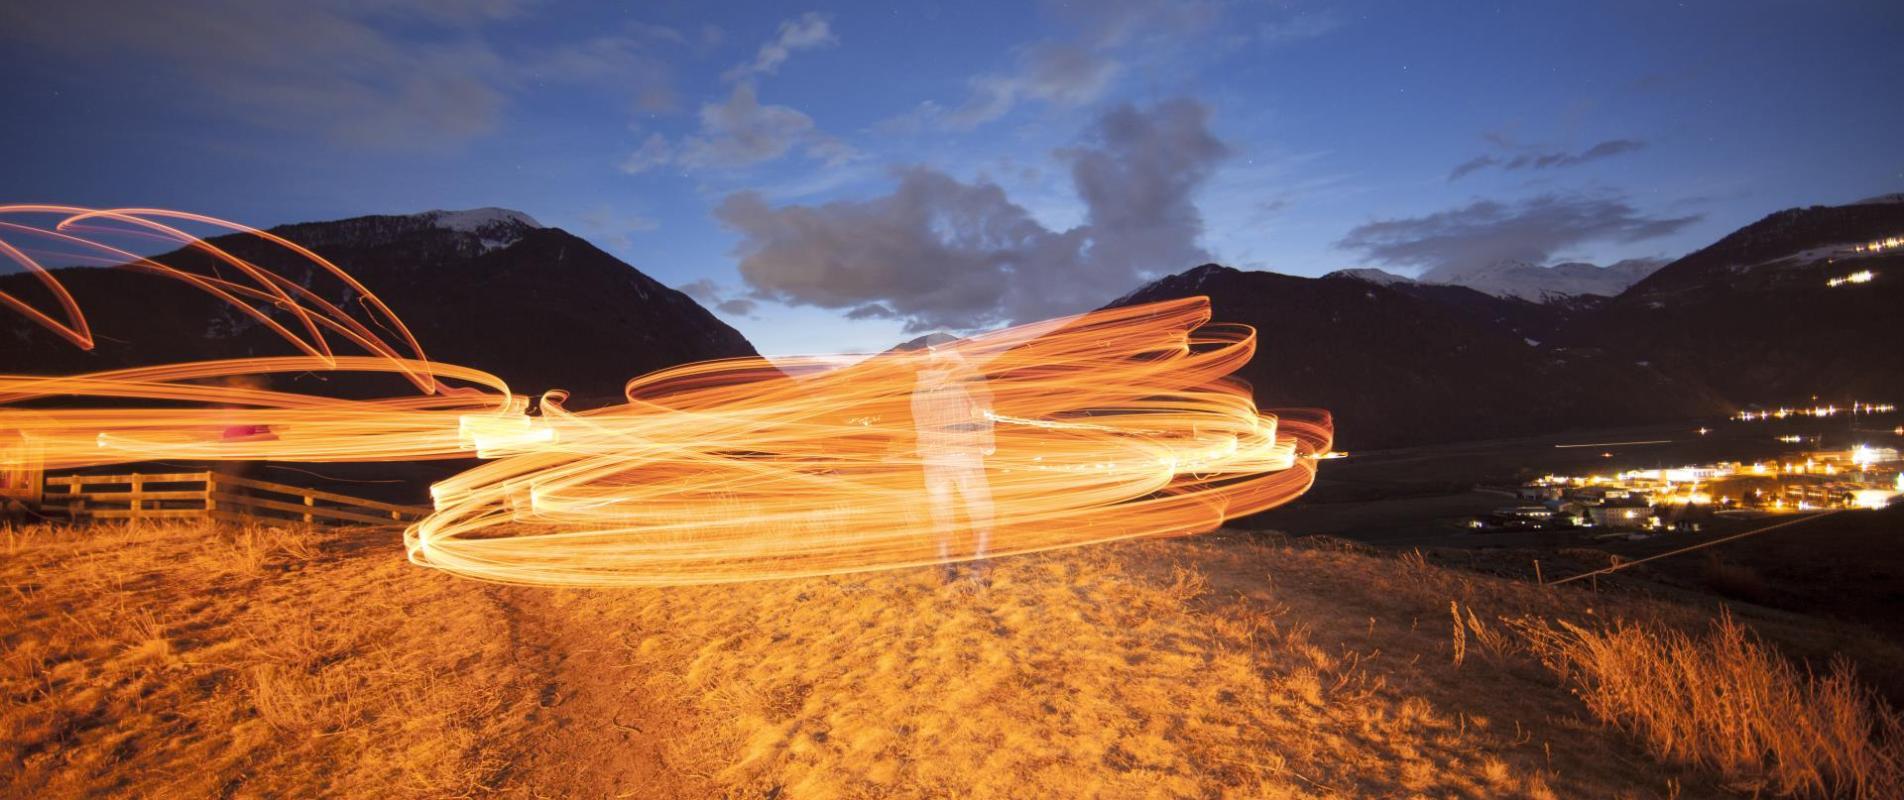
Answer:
[[496, 588, 690, 798]]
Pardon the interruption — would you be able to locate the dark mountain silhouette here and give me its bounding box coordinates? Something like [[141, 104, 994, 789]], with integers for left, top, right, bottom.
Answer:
[[1114, 197, 1904, 449], [1554, 201, 1904, 404], [0, 209, 758, 404], [1107, 265, 1716, 449], [1374, 281, 1602, 346]]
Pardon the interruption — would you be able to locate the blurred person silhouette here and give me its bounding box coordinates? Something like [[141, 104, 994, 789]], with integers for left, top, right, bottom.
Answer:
[[910, 345, 996, 583]]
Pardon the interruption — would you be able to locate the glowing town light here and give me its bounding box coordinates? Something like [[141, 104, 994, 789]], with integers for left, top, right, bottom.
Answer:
[[1826, 270, 1875, 287], [1852, 490, 1895, 511]]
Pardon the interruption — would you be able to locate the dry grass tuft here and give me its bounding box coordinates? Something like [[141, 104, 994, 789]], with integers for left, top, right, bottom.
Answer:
[[1516, 611, 1904, 798]]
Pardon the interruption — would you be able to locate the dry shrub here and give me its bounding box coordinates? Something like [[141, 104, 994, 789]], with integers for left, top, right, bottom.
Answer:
[[1449, 600, 1516, 667], [1163, 563, 1209, 603], [1516, 612, 1904, 798], [248, 663, 365, 734], [1449, 601, 1467, 667]]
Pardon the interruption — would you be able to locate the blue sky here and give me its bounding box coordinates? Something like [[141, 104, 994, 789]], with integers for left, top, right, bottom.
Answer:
[[3, 0, 1901, 355]]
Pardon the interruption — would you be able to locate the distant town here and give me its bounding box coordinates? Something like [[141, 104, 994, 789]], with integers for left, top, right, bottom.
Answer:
[[1474, 406, 1902, 535]]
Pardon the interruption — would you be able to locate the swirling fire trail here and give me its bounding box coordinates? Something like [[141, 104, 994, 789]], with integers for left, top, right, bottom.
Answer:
[[0, 206, 1332, 586]]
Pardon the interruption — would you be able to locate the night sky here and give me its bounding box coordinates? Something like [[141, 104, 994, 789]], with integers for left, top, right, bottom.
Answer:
[[3, 1, 1900, 354]]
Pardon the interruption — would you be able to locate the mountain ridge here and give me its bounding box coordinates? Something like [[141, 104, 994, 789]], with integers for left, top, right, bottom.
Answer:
[[1331, 257, 1667, 302], [0, 208, 760, 404], [1113, 197, 1904, 446]]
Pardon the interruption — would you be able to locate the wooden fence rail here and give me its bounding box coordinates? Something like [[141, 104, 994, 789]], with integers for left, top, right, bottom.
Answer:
[[41, 471, 429, 527]]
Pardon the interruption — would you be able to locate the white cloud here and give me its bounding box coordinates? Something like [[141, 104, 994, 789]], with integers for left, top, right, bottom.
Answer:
[[946, 43, 1121, 129], [723, 12, 837, 81], [627, 83, 858, 173], [1338, 193, 1702, 279], [880, 0, 1220, 134], [619, 133, 675, 174], [1259, 9, 1344, 45], [579, 207, 660, 249], [676, 279, 760, 318]]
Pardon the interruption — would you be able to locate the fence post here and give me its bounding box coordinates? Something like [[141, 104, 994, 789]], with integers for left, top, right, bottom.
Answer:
[[203, 473, 215, 518], [130, 474, 144, 519], [303, 494, 315, 524]]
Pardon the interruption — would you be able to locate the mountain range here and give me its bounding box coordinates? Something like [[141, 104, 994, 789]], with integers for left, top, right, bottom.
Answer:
[[1327, 257, 1667, 303], [5, 198, 1900, 450], [1118, 197, 1904, 447]]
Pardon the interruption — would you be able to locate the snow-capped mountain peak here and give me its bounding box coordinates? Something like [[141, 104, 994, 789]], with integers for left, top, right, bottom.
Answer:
[[418, 207, 542, 233], [1324, 267, 1415, 285], [1421, 257, 1666, 302], [415, 208, 543, 251]]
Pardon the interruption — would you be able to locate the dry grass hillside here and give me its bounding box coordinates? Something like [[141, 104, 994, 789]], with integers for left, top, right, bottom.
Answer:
[[4, 520, 1900, 798]]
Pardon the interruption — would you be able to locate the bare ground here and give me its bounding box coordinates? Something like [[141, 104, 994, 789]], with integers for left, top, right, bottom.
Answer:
[[4, 519, 1892, 798]]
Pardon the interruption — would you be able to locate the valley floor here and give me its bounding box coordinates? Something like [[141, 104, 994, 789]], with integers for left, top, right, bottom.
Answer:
[[2, 520, 1893, 798]]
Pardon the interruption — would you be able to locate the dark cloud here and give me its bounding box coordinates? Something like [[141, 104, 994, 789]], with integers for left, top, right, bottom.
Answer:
[[716, 298, 759, 316], [1447, 155, 1499, 181], [1448, 138, 1646, 181], [1065, 99, 1229, 284], [1336, 194, 1702, 281], [845, 303, 897, 320], [0, 0, 679, 151], [678, 279, 760, 318], [1507, 139, 1646, 169], [717, 99, 1228, 332], [714, 169, 1049, 331], [677, 279, 724, 304]]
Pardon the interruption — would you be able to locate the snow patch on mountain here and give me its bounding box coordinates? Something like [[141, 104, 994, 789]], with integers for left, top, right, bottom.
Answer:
[[1324, 267, 1415, 285], [416, 208, 543, 251], [1421, 258, 1666, 302], [420, 207, 542, 233]]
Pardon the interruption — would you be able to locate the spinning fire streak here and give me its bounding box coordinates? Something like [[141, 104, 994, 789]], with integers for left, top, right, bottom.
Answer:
[[0, 206, 1332, 586]]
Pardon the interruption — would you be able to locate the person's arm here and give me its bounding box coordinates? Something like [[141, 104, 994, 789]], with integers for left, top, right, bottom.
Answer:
[[968, 375, 996, 456]]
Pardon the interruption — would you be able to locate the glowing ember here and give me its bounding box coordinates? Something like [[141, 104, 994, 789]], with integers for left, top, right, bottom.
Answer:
[[1, 206, 1331, 586]]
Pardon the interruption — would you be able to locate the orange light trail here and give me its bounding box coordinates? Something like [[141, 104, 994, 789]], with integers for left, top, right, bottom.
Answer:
[[1, 206, 1332, 586]]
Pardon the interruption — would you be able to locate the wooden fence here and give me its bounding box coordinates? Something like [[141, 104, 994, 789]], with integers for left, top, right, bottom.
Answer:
[[41, 472, 429, 527]]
